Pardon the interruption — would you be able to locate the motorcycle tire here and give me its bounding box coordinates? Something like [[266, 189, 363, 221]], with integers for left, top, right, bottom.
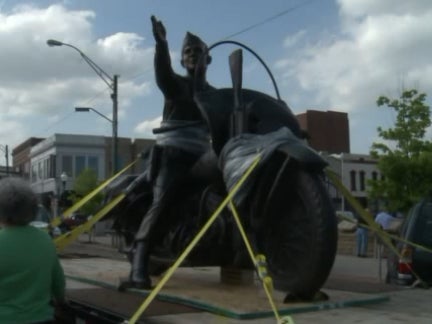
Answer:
[[254, 160, 338, 299]]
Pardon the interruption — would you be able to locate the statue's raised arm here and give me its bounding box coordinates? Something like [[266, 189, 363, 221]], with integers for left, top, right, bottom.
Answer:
[[151, 15, 166, 44]]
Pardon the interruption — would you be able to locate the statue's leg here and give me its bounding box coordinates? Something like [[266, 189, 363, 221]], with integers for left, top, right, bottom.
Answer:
[[118, 179, 166, 291], [129, 240, 152, 288], [119, 147, 199, 291]]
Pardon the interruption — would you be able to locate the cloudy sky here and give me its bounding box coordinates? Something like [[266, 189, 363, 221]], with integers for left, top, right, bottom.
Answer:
[[1, 0, 432, 165]]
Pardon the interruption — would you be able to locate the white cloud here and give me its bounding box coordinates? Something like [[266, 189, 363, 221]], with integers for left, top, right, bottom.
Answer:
[[276, 1, 432, 118], [283, 30, 306, 48], [338, 0, 432, 18], [0, 3, 154, 152], [0, 117, 27, 164], [134, 116, 162, 137]]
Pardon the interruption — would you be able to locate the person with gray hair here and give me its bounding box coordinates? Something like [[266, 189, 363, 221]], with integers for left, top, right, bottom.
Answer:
[[0, 177, 65, 324]]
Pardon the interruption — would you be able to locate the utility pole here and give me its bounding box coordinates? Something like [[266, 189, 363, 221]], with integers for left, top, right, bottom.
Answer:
[[0, 145, 9, 176], [5, 145, 8, 176], [112, 74, 119, 174]]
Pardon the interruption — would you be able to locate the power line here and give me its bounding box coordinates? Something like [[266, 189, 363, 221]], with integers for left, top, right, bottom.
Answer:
[[37, 0, 318, 135], [223, 0, 317, 40], [36, 110, 75, 137], [76, 2, 317, 89], [120, 2, 318, 82]]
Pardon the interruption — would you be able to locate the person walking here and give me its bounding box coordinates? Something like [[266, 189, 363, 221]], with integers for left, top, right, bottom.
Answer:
[[0, 177, 65, 324], [375, 209, 395, 230]]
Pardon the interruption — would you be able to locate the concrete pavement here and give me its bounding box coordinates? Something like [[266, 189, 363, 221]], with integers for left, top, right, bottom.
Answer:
[[62, 234, 432, 323]]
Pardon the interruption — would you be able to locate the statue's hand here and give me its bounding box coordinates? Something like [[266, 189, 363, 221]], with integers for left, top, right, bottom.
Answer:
[[151, 15, 166, 43]]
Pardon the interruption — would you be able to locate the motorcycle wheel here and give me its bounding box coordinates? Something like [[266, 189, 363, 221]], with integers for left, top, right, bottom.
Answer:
[[254, 158, 337, 299]]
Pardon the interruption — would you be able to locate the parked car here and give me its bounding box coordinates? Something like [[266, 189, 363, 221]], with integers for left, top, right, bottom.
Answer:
[[58, 212, 88, 233], [386, 196, 432, 286]]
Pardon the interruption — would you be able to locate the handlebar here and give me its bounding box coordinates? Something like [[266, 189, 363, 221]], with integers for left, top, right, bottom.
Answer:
[[207, 40, 281, 100]]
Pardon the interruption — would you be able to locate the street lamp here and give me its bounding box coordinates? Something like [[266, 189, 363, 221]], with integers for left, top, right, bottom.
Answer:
[[75, 106, 115, 175], [0, 144, 9, 176], [60, 171, 68, 193], [47, 39, 119, 174]]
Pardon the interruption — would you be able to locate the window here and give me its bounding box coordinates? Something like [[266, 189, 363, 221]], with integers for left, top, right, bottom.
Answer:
[[49, 155, 56, 178], [350, 170, 357, 191], [43, 159, 49, 180], [372, 171, 378, 181], [31, 165, 37, 183], [61, 154, 102, 179], [62, 155, 73, 178], [75, 156, 86, 177], [88, 156, 99, 176], [359, 171, 366, 191], [38, 162, 43, 180]]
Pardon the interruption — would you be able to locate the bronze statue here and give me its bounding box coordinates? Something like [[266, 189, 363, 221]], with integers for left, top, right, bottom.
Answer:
[[110, 16, 338, 300], [119, 16, 215, 290]]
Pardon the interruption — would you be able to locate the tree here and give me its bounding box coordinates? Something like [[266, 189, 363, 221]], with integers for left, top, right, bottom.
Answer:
[[369, 89, 432, 213], [70, 168, 103, 216]]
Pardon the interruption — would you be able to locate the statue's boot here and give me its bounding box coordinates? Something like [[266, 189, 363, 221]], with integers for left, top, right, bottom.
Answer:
[[119, 164, 176, 291], [118, 241, 152, 291]]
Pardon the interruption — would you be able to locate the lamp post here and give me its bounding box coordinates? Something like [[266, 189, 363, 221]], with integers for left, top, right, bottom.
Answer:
[[341, 152, 345, 211], [60, 171, 68, 194], [75, 106, 115, 176], [47, 39, 119, 174], [0, 144, 9, 176], [59, 171, 68, 213]]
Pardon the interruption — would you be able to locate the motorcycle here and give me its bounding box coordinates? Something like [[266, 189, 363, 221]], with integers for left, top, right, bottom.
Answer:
[[104, 41, 338, 299]]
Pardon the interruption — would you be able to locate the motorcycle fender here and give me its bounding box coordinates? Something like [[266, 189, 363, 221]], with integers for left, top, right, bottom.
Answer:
[[276, 141, 328, 169]]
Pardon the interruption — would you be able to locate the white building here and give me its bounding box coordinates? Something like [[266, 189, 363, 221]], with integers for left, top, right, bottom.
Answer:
[[29, 134, 106, 197], [324, 153, 381, 212]]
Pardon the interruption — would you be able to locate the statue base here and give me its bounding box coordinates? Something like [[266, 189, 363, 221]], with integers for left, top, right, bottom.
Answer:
[[220, 267, 254, 285]]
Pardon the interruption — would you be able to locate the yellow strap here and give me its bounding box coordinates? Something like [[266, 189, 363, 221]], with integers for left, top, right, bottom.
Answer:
[[51, 159, 138, 227], [54, 193, 125, 251], [338, 213, 432, 255], [326, 167, 428, 282], [125, 154, 261, 324], [229, 201, 294, 324], [279, 316, 296, 324], [325, 168, 397, 254]]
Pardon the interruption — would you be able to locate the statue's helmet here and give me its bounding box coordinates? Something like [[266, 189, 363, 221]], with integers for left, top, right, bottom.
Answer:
[[182, 32, 208, 52], [181, 32, 211, 66]]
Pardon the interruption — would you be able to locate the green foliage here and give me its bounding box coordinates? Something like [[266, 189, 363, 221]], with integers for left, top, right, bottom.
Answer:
[[69, 168, 102, 216], [369, 89, 432, 212]]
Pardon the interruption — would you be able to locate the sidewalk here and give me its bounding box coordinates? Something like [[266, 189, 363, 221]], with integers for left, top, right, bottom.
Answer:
[[62, 234, 391, 292], [61, 234, 431, 323]]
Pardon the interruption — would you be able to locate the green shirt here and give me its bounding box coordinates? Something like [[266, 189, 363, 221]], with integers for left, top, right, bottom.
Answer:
[[0, 225, 65, 324]]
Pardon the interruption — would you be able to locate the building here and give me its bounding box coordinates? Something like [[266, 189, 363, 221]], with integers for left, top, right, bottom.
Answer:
[[11, 137, 44, 179], [295, 110, 380, 211], [29, 134, 107, 202], [9, 109, 378, 216], [11, 134, 155, 213], [296, 110, 350, 154], [324, 153, 381, 212]]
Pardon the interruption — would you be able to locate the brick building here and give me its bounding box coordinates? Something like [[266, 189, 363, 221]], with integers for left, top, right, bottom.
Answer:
[[296, 110, 350, 154]]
